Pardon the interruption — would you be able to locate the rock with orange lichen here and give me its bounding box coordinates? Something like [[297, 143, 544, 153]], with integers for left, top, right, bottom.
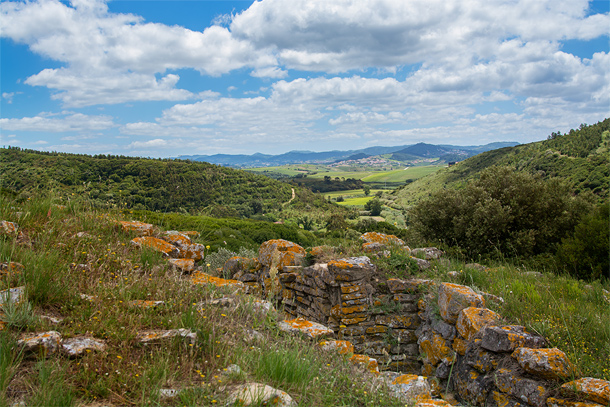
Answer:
[[547, 398, 605, 407], [223, 256, 260, 279], [177, 243, 206, 260], [258, 239, 306, 271], [494, 363, 548, 407], [360, 232, 406, 247], [1, 220, 19, 234], [131, 236, 179, 257], [18, 331, 62, 356], [226, 383, 297, 407], [136, 329, 196, 344], [318, 340, 354, 355], [0, 286, 25, 308], [487, 390, 526, 407], [349, 354, 380, 375], [438, 282, 485, 324], [163, 231, 192, 247], [191, 271, 245, 291], [480, 325, 546, 353], [416, 400, 454, 407], [168, 258, 195, 273], [328, 256, 375, 282], [387, 278, 435, 294], [418, 330, 454, 366], [383, 373, 432, 402], [452, 357, 496, 406], [0, 261, 24, 277], [560, 378, 609, 405], [278, 317, 333, 339], [61, 337, 107, 357], [119, 220, 154, 236], [456, 307, 500, 341], [511, 347, 576, 380]]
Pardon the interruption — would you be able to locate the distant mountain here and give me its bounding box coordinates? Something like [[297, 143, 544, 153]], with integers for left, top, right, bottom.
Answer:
[[334, 153, 370, 163], [179, 141, 520, 167], [392, 119, 610, 208]]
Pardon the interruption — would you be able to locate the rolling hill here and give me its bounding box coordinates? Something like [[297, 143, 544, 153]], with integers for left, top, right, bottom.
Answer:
[[391, 119, 610, 208]]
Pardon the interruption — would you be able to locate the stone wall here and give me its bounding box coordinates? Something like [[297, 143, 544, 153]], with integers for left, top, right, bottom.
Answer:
[[223, 238, 609, 407]]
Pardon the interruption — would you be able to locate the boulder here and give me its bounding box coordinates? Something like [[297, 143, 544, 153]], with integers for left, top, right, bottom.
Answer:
[[258, 239, 306, 271], [131, 236, 178, 257], [119, 221, 153, 236], [162, 231, 191, 247], [438, 283, 485, 324], [0, 286, 25, 308], [480, 326, 546, 353], [177, 243, 205, 260], [456, 307, 500, 341], [411, 247, 444, 260], [360, 232, 405, 247], [226, 383, 297, 407], [1, 220, 19, 234], [560, 378, 609, 405], [349, 354, 380, 375], [168, 258, 195, 273], [278, 317, 333, 339], [318, 340, 354, 355], [61, 337, 107, 356], [511, 347, 576, 380], [18, 331, 62, 356], [191, 272, 245, 291], [384, 373, 432, 402], [494, 364, 548, 407], [328, 257, 375, 282], [136, 329, 196, 344]]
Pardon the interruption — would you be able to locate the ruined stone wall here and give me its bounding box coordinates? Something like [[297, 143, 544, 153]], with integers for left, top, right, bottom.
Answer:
[[225, 238, 608, 407]]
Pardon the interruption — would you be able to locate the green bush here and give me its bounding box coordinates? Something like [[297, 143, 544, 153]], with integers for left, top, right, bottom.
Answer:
[[556, 203, 609, 280], [410, 166, 589, 258]]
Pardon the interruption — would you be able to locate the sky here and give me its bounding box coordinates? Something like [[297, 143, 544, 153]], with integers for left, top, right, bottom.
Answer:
[[1, 0, 609, 158]]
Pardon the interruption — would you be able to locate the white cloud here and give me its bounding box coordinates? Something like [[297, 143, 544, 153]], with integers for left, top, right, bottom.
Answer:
[[0, 112, 115, 132]]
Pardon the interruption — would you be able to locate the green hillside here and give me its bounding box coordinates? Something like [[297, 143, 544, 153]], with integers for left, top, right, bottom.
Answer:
[[0, 148, 322, 218], [392, 119, 610, 208]]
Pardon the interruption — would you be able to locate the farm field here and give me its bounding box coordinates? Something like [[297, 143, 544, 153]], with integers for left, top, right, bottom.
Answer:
[[324, 189, 383, 206], [250, 164, 443, 183]]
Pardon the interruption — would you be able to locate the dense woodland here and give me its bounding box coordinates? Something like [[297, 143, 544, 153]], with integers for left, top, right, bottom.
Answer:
[[0, 149, 320, 217]]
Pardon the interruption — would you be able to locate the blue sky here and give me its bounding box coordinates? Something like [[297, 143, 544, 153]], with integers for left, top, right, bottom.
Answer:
[[1, 0, 609, 158]]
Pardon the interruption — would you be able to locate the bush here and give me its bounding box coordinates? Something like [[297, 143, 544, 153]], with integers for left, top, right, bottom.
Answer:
[[556, 203, 609, 281], [410, 166, 589, 258], [364, 198, 382, 216]]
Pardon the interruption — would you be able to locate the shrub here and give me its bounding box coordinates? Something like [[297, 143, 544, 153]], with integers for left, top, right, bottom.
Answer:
[[364, 197, 382, 216], [556, 202, 609, 280], [410, 166, 589, 258]]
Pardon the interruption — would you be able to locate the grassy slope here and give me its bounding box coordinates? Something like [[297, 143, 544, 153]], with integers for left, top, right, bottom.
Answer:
[[392, 119, 610, 208], [1, 195, 608, 407]]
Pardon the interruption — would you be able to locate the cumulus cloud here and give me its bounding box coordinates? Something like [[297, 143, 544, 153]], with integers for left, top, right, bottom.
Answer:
[[0, 112, 115, 132]]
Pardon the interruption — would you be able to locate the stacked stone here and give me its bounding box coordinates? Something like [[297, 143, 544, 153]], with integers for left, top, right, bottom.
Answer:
[[280, 263, 333, 321]]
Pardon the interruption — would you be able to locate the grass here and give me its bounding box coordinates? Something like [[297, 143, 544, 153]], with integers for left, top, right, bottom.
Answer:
[[416, 259, 610, 380], [0, 194, 406, 406], [362, 166, 441, 183], [1, 192, 608, 407]]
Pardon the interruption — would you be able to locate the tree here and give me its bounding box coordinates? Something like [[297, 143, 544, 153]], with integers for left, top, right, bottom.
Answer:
[[410, 166, 589, 258], [363, 185, 371, 196], [365, 198, 383, 216]]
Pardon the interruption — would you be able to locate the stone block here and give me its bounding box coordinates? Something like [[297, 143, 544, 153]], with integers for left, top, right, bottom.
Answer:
[[278, 317, 334, 339], [349, 354, 380, 375], [560, 378, 610, 405], [318, 340, 354, 355], [547, 398, 605, 407], [438, 282, 485, 324], [163, 231, 191, 247], [494, 366, 548, 407], [167, 258, 195, 273], [376, 314, 420, 329], [18, 331, 62, 356], [131, 236, 179, 257], [452, 358, 496, 406], [329, 257, 375, 282], [480, 326, 546, 353], [456, 307, 500, 341], [119, 220, 153, 236], [258, 239, 306, 270], [465, 344, 503, 373], [512, 347, 576, 380], [418, 330, 454, 366], [385, 373, 432, 402], [61, 337, 107, 357]]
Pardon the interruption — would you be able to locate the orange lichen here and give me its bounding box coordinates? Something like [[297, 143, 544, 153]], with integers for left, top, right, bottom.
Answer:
[[328, 260, 355, 269], [416, 399, 453, 407], [561, 378, 610, 405], [341, 285, 362, 294], [163, 231, 191, 247], [512, 347, 576, 380], [419, 332, 454, 366], [341, 316, 367, 325], [349, 354, 380, 375], [191, 272, 245, 290], [456, 307, 500, 341], [547, 397, 605, 407], [131, 236, 177, 256], [366, 326, 388, 334], [341, 305, 367, 315], [119, 221, 153, 236], [168, 258, 195, 272], [258, 239, 306, 270], [360, 232, 404, 246], [318, 340, 354, 355], [452, 337, 468, 356]]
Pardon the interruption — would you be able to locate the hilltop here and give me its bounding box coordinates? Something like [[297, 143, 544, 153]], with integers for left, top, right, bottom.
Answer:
[[391, 119, 610, 209]]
